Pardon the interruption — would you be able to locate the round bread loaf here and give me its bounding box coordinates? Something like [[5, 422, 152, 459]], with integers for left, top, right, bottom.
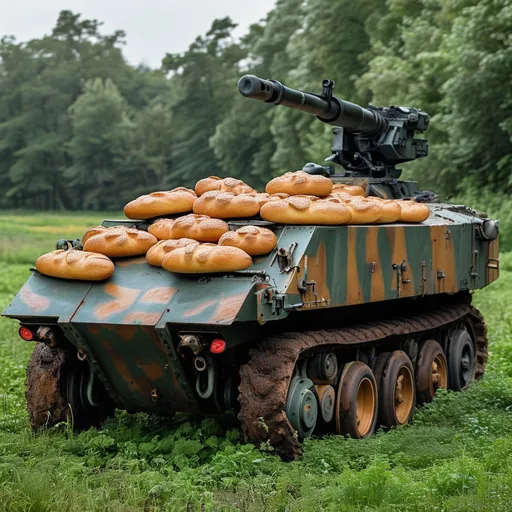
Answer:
[[123, 187, 197, 219], [343, 197, 382, 224], [146, 238, 199, 266], [195, 176, 255, 196], [218, 226, 277, 256], [36, 250, 114, 281], [372, 198, 402, 223], [266, 171, 333, 196], [331, 183, 366, 197], [397, 200, 430, 223], [260, 195, 352, 225], [193, 191, 261, 218], [83, 227, 157, 257], [162, 243, 252, 274]]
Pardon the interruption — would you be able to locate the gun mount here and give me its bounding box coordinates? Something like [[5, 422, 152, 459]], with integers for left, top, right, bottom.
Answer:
[[238, 75, 429, 179]]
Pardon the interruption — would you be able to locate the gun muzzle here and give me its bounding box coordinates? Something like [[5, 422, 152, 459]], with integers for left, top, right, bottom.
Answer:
[[238, 75, 387, 136]]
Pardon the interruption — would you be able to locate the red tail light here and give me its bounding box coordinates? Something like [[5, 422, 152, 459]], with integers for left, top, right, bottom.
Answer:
[[210, 339, 226, 354], [19, 327, 35, 341]]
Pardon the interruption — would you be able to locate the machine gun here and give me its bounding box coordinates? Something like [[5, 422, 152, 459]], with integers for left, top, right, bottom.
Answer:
[[238, 75, 429, 179]]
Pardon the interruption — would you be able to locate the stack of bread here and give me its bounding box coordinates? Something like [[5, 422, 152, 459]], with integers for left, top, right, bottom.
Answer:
[[35, 173, 430, 280]]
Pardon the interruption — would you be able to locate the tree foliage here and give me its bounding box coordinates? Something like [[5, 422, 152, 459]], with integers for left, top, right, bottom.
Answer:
[[0, 2, 510, 210]]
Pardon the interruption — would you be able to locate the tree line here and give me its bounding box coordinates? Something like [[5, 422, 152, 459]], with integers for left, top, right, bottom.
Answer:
[[0, 1, 510, 212]]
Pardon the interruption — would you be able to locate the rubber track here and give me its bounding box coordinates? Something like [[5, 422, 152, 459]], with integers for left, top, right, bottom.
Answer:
[[238, 302, 487, 460]]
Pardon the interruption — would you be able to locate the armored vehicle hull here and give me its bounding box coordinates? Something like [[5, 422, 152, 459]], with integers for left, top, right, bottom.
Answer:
[[3, 199, 498, 458]]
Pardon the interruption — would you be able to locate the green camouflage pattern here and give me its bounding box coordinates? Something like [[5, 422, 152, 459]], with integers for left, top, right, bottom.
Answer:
[[2, 201, 499, 412]]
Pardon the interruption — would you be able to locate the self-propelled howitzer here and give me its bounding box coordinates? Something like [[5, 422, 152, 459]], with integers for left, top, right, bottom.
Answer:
[[2, 74, 500, 461]]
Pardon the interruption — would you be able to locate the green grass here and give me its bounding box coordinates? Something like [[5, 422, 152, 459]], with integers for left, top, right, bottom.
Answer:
[[0, 213, 512, 511]]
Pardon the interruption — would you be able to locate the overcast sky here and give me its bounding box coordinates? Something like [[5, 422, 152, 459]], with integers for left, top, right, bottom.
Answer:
[[0, 0, 277, 68]]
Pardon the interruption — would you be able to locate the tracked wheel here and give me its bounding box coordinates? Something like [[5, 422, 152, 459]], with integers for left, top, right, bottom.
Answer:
[[335, 362, 378, 438], [447, 329, 476, 391], [416, 340, 448, 404], [374, 351, 415, 427]]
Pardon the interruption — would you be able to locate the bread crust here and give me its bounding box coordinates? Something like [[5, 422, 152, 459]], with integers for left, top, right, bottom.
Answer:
[[331, 183, 366, 197], [124, 187, 197, 219], [195, 176, 255, 196], [372, 198, 402, 223], [266, 171, 333, 196], [248, 192, 289, 207], [397, 201, 431, 223], [193, 191, 261, 218], [148, 215, 229, 242], [260, 195, 352, 225], [36, 250, 114, 281], [343, 197, 382, 224], [83, 227, 157, 257], [146, 238, 199, 266], [162, 243, 252, 274], [218, 226, 277, 256]]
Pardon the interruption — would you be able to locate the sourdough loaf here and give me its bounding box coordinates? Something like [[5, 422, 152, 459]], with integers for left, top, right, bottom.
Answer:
[[146, 238, 199, 266], [195, 176, 255, 196], [124, 187, 197, 219], [193, 191, 261, 218], [266, 171, 333, 196], [260, 195, 352, 225], [162, 243, 252, 274], [83, 227, 157, 257], [36, 250, 114, 281], [218, 226, 277, 256]]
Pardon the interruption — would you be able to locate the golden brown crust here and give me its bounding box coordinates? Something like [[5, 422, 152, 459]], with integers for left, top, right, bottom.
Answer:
[[149, 214, 229, 242], [83, 227, 157, 257], [331, 183, 366, 197], [82, 226, 108, 245], [148, 218, 175, 240], [260, 195, 352, 225], [123, 187, 197, 219], [265, 171, 333, 196], [218, 226, 278, 256], [36, 250, 114, 281], [162, 243, 252, 274], [248, 192, 289, 208], [195, 176, 255, 196], [343, 197, 382, 224], [397, 200, 431, 223], [371, 198, 402, 223], [193, 191, 261, 219], [146, 238, 199, 266]]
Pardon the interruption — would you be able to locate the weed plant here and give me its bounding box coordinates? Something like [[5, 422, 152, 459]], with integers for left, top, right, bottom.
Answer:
[[0, 214, 511, 511]]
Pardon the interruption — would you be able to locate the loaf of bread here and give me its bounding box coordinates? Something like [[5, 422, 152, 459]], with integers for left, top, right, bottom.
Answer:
[[266, 171, 333, 196], [397, 200, 430, 223], [342, 197, 382, 224], [162, 243, 252, 274], [82, 226, 108, 245], [372, 198, 402, 223], [83, 227, 157, 257], [331, 183, 366, 197], [150, 214, 229, 242], [260, 195, 352, 225], [146, 238, 199, 266], [218, 226, 277, 256], [193, 191, 261, 218], [195, 176, 255, 196], [124, 187, 197, 219], [248, 192, 290, 208], [36, 250, 115, 281]]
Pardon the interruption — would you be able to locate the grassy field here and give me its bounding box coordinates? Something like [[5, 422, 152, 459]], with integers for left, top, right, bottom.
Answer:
[[0, 213, 512, 511]]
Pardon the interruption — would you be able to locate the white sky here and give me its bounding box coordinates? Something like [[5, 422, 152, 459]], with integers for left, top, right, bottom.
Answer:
[[0, 0, 277, 68]]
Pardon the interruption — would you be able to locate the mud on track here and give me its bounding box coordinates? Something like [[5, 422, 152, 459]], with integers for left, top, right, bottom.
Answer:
[[238, 299, 487, 460]]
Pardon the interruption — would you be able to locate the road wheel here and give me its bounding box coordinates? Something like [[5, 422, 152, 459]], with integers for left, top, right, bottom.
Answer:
[[374, 351, 415, 427], [416, 340, 448, 404], [65, 360, 114, 430], [447, 329, 476, 391], [335, 361, 378, 439]]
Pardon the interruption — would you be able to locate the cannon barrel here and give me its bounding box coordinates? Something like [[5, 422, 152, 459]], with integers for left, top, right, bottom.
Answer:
[[238, 75, 388, 136]]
